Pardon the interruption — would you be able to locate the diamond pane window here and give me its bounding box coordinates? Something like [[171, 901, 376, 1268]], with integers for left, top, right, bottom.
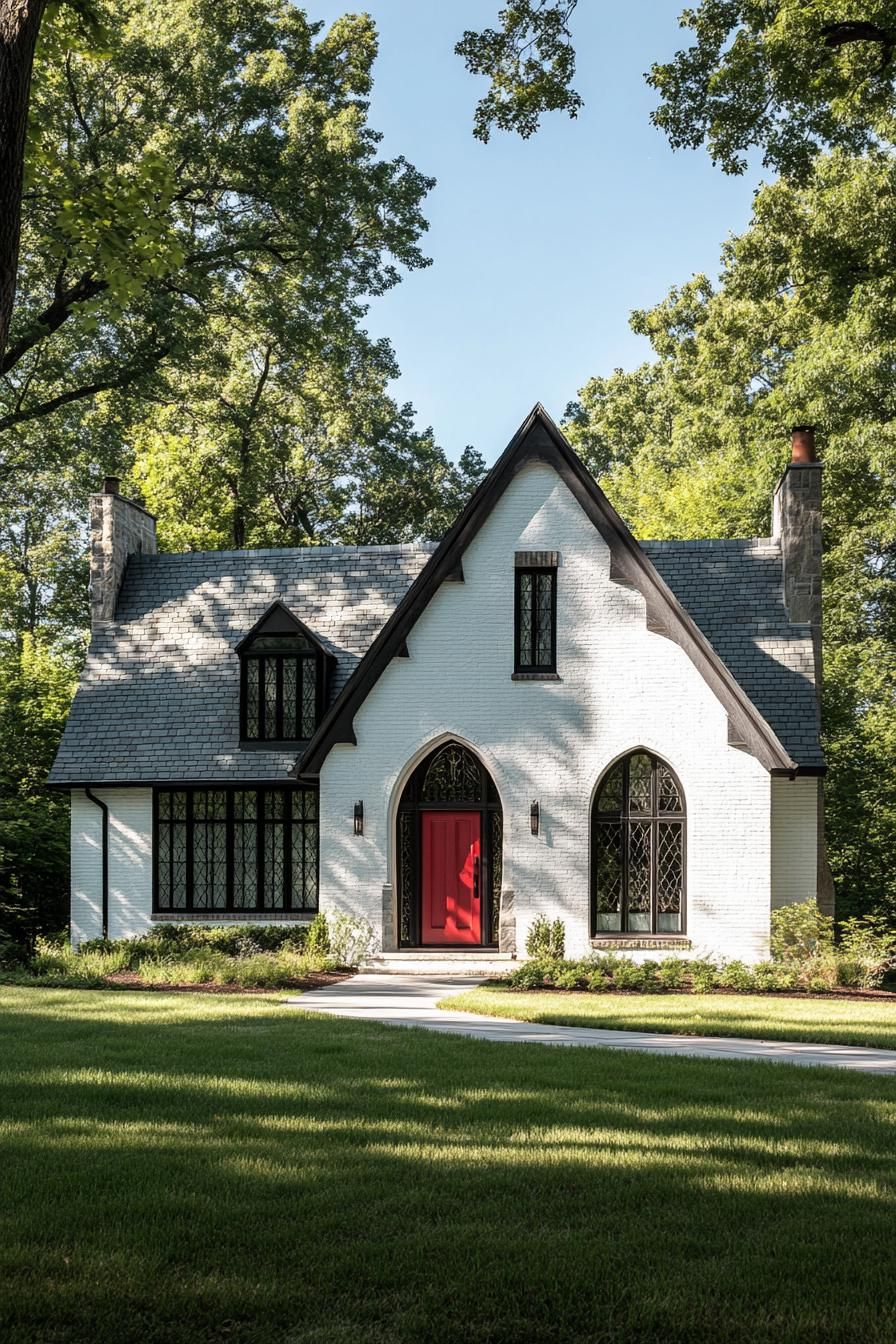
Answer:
[[154, 788, 318, 913], [591, 753, 686, 936], [515, 566, 556, 672]]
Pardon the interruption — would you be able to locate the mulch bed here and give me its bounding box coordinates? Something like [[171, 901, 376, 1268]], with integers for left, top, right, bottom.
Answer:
[[493, 982, 896, 1003], [95, 970, 354, 995]]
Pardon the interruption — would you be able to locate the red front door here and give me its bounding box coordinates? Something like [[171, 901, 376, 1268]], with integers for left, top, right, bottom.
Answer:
[[421, 811, 482, 945]]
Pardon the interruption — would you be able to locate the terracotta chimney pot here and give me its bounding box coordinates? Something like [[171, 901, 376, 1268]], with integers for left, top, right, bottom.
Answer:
[[790, 426, 817, 464]]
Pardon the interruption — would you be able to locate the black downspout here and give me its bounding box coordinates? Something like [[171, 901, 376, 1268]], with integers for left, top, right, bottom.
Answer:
[[84, 788, 109, 940]]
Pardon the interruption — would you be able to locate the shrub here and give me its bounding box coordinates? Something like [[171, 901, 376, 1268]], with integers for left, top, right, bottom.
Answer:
[[612, 959, 644, 991], [837, 915, 896, 989], [718, 960, 755, 991], [553, 964, 585, 990], [525, 916, 565, 960], [304, 912, 330, 957], [638, 960, 662, 992], [689, 959, 718, 993], [508, 958, 555, 990], [327, 913, 374, 967], [752, 960, 800, 992], [657, 958, 687, 990], [771, 899, 833, 962], [585, 969, 610, 992]]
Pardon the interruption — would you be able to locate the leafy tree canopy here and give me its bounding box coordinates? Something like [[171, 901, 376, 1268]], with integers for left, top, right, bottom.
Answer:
[[566, 150, 896, 918]]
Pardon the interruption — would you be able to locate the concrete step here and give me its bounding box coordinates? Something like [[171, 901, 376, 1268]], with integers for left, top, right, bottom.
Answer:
[[361, 951, 516, 977]]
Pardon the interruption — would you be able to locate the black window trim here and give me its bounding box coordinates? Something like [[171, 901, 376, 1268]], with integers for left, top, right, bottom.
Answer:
[[590, 751, 687, 938], [514, 564, 557, 674], [236, 601, 333, 745], [153, 784, 319, 915]]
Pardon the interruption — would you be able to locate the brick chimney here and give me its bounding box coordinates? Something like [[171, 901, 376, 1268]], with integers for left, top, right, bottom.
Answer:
[[89, 478, 157, 626], [772, 427, 822, 678]]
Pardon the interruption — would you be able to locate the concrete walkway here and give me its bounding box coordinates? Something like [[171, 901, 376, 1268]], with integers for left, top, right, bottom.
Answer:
[[285, 974, 896, 1074]]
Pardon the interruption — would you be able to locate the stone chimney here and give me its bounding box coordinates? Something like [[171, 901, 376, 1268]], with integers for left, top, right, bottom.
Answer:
[[89, 478, 157, 626], [772, 427, 822, 679]]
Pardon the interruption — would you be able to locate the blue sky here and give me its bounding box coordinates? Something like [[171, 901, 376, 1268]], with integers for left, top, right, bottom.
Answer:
[[312, 1, 764, 463]]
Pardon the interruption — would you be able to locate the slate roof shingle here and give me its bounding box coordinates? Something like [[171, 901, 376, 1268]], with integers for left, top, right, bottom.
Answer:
[[49, 534, 823, 784]]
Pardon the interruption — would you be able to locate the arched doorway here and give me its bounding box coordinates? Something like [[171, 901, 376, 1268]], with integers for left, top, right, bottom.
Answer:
[[396, 741, 503, 948]]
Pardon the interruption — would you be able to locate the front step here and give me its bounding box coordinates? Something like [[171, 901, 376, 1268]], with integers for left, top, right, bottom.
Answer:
[[361, 950, 516, 977]]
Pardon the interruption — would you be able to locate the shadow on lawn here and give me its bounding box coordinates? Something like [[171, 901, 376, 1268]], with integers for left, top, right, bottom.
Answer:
[[0, 990, 894, 1344]]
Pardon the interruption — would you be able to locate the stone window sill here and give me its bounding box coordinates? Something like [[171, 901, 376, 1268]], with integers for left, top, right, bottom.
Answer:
[[511, 672, 561, 682], [152, 911, 315, 923], [590, 936, 691, 952]]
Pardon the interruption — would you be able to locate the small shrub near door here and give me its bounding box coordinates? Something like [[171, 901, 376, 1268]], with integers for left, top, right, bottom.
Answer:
[[525, 916, 565, 960]]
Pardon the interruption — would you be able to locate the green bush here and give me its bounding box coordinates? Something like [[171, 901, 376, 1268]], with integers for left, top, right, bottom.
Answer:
[[305, 912, 330, 958], [612, 959, 645, 991], [507, 958, 555, 990], [327, 913, 374, 967], [525, 916, 565, 960], [771, 899, 834, 962], [718, 960, 755, 991], [689, 959, 718, 993], [837, 915, 896, 988], [657, 958, 687, 990], [585, 969, 610, 992]]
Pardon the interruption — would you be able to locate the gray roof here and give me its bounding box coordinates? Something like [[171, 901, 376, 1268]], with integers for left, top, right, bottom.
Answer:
[[50, 534, 823, 785], [643, 538, 823, 768], [50, 544, 436, 784]]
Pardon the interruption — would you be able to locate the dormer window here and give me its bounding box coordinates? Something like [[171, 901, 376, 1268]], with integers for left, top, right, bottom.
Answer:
[[237, 602, 332, 743]]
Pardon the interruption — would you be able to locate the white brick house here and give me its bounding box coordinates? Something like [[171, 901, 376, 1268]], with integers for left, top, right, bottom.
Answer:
[[50, 406, 828, 961]]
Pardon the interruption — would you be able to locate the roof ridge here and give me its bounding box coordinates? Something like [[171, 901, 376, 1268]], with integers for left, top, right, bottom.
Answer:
[[131, 542, 439, 563]]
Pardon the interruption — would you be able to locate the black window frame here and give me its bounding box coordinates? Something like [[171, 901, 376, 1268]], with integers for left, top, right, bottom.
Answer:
[[153, 786, 319, 915], [239, 640, 323, 744], [590, 752, 687, 937], [514, 565, 557, 673]]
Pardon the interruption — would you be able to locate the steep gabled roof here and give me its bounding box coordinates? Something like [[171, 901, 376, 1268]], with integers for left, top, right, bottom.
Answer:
[[296, 405, 801, 777]]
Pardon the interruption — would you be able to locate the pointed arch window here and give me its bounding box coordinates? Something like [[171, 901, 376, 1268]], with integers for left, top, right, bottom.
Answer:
[[237, 602, 333, 743], [592, 751, 686, 935]]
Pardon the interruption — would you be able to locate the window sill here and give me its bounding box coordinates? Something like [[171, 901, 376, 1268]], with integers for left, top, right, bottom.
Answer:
[[511, 672, 561, 682], [591, 936, 691, 951], [152, 911, 316, 923]]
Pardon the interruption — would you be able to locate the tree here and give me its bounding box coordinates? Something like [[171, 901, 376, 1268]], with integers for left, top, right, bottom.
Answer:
[[0, 0, 49, 362], [566, 152, 896, 920], [456, 1, 582, 141], [648, 0, 896, 178], [2, 0, 433, 452], [127, 319, 486, 550]]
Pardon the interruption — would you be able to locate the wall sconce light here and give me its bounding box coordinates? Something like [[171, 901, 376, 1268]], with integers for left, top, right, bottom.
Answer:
[[353, 801, 363, 836], [530, 801, 540, 836]]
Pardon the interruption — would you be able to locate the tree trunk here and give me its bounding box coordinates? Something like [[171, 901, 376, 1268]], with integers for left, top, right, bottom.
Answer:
[[0, 0, 47, 362]]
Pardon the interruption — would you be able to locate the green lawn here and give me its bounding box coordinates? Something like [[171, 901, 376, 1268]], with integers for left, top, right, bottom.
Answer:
[[1, 986, 895, 1344], [441, 985, 896, 1050]]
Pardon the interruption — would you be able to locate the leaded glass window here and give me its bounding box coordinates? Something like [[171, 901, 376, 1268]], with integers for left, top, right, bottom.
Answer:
[[592, 753, 685, 935], [242, 633, 321, 742], [515, 566, 556, 672], [155, 788, 318, 913]]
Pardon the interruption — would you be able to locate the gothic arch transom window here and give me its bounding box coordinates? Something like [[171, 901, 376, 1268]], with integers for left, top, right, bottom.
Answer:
[[592, 751, 686, 935]]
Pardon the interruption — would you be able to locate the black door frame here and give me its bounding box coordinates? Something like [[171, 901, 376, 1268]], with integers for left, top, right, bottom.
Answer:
[[395, 742, 503, 949]]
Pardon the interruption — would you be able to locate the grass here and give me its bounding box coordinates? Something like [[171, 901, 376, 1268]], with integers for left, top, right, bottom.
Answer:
[[1, 987, 896, 1343], [440, 984, 896, 1050]]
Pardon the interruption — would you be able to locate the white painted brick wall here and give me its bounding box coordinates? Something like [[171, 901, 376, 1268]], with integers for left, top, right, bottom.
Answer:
[[71, 788, 153, 944], [320, 462, 774, 962], [771, 777, 819, 909]]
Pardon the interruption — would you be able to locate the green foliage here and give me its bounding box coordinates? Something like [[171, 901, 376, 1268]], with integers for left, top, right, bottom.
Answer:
[[657, 958, 687, 990], [525, 915, 566, 959], [718, 960, 755, 992], [771, 900, 835, 962], [304, 912, 331, 959], [10, 925, 337, 989], [565, 152, 896, 922], [689, 959, 719, 994], [327, 913, 375, 967], [456, 2, 582, 142], [648, 2, 896, 179]]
